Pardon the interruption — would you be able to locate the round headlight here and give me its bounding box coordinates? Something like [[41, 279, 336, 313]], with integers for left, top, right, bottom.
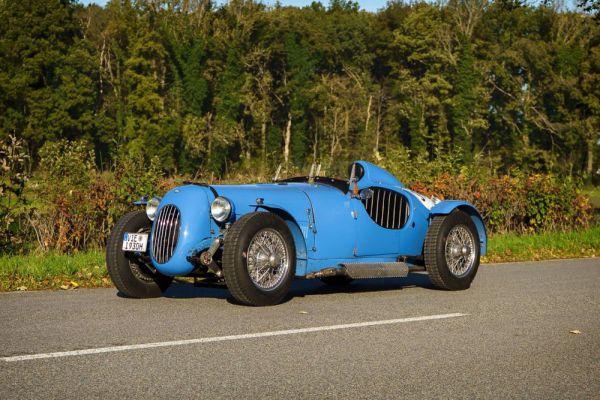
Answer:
[[146, 196, 161, 221], [210, 196, 232, 223]]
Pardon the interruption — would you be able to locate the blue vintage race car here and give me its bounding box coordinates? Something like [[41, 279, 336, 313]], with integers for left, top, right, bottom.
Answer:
[[107, 161, 486, 306]]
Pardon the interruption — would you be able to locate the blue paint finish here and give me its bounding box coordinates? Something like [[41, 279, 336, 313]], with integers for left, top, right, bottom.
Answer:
[[212, 183, 312, 224], [430, 200, 487, 256], [301, 185, 355, 260], [150, 185, 217, 276], [355, 160, 404, 190], [351, 189, 429, 257], [142, 162, 487, 277]]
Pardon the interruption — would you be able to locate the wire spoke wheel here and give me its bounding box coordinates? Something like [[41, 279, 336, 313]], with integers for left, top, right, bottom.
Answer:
[[424, 210, 481, 291], [246, 228, 290, 290], [444, 225, 476, 278], [222, 212, 296, 306]]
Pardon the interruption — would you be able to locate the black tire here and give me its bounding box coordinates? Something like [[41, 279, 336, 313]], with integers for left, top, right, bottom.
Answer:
[[106, 210, 173, 298], [424, 210, 480, 290], [320, 276, 354, 286], [222, 212, 296, 306]]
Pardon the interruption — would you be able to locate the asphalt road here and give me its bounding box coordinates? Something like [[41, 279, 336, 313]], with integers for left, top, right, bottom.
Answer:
[[1, 258, 599, 399]]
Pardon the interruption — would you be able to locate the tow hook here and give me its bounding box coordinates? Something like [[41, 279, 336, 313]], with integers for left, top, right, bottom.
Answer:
[[200, 237, 223, 276]]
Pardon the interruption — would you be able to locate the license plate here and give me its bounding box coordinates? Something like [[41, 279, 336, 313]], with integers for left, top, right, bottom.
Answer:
[[122, 233, 148, 252]]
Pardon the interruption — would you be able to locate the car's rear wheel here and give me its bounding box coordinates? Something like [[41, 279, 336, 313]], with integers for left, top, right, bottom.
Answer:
[[106, 210, 173, 298], [222, 212, 296, 306], [424, 210, 480, 290]]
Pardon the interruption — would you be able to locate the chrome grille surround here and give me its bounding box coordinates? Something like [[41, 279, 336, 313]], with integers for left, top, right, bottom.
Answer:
[[362, 187, 410, 229], [151, 204, 181, 264]]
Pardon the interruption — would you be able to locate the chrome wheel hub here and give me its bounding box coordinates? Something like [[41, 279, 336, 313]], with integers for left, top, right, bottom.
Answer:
[[247, 228, 289, 290], [445, 225, 476, 278]]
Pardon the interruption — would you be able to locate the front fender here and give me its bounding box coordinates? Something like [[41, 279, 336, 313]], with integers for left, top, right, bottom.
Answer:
[[255, 204, 309, 276], [430, 201, 487, 256], [150, 185, 217, 276]]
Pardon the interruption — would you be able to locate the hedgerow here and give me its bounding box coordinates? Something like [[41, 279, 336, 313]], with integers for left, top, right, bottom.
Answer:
[[0, 138, 593, 255]]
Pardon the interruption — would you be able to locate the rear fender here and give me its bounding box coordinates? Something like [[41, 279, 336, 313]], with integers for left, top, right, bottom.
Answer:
[[430, 201, 487, 256]]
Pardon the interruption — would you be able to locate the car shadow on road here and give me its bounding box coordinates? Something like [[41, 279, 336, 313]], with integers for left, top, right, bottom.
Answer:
[[158, 273, 434, 304], [289, 272, 434, 299], [162, 280, 230, 300]]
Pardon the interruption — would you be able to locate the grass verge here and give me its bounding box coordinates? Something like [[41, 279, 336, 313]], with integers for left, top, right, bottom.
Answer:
[[482, 226, 599, 263], [1, 227, 598, 291], [0, 250, 109, 291]]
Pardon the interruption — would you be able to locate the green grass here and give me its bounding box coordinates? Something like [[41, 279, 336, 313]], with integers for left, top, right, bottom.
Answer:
[[0, 250, 108, 291], [1, 227, 598, 291], [483, 226, 600, 263]]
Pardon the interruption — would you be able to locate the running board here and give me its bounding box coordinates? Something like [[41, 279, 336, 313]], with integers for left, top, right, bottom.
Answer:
[[305, 262, 410, 280]]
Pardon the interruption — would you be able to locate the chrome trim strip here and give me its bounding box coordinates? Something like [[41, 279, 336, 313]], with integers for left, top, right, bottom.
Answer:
[[392, 192, 397, 229]]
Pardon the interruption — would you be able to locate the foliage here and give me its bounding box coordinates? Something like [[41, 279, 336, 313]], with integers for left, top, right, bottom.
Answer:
[[28, 140, 98, 253], [105, 154, 164, 227], [0, 0, 598, 256], [407, 169, 592, 234], [1, 0, 597, 178], [0, 135, 30, 252], [26, 140, 163, 253]]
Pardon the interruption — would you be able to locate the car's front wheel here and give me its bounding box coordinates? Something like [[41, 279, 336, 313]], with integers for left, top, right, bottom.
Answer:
[[106, 210, 173, 298], [222, 212, 296, 306], [424, 210, 480, 290]]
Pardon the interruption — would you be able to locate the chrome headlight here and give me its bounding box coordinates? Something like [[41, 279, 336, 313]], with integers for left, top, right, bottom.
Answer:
[[210, 196, 232, 223], [146, 196, 161, 221]]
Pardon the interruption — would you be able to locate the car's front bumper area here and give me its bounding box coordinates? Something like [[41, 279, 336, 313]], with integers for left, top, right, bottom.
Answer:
[[149, 185, 218, 276]]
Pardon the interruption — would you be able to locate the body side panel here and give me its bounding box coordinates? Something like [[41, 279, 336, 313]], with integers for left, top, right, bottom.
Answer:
[[351, 186, 430, 257]]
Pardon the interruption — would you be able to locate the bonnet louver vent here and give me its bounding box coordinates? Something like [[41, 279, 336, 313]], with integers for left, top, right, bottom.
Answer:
[[362, 187, 410, 229]]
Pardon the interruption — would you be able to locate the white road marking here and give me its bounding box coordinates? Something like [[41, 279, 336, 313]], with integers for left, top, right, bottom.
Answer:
[[1, 313, 467, 362]]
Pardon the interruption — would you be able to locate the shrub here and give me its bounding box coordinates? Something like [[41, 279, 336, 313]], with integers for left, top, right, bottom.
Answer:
[[16, 140, 594, 254], [408, 171, 592, 234], [379, 145, 592, 233], [27, 140, 100, 252], [26, 141, 167, 253], [0, 136, 31, 253], [104, 154, 164, 230]]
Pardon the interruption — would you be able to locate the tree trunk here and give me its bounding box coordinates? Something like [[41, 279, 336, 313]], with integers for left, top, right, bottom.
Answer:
[[365, 94, 373, 135], [373, 91, 382, 160], [261, 120, 267, 173], [587, 138, 594, 175], [331, 111, 338, 158], [283, 112, 292, 167]]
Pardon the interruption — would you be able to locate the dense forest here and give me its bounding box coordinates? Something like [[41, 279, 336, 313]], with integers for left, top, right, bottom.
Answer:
[[1, 0, 599, 178], [0, 0, 598, 253]]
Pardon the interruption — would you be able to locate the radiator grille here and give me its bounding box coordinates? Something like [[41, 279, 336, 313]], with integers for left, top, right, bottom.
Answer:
[[362, 187, 410, 229], [151, 204, 180, 264]]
